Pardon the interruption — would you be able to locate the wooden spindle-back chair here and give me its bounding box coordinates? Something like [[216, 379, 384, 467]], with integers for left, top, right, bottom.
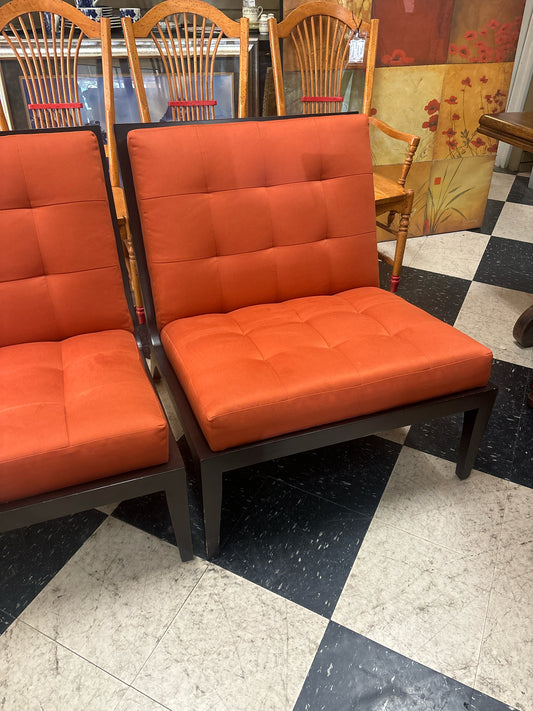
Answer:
[[269, 1, 378, 116], [0, 0, 145, 321], [122, 0, 249, 123], [268, 2, 420, 292]]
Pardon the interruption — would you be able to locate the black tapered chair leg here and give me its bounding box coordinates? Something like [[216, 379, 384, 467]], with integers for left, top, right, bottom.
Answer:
[[165, 473, 194, 562], [201, 462, 224, 559], [455, 388, 497, 480]]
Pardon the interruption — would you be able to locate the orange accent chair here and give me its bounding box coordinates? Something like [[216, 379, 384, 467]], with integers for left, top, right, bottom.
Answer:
[[0, 125, 193, 561], [0, 0, 145, 324], [116, 113, 496, 559], [268, 2, 420, 292]]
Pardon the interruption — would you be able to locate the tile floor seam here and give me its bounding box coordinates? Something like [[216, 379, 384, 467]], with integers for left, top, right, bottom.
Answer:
[[470, 492, 507, 693], [369, 515, 504, 562], [124, 560, 211, 693], [264, 474, 378, 518]]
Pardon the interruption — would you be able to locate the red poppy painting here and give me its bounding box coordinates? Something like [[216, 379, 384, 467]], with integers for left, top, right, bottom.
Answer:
[[373, 0, 454, 67], [447, 0, 525, 63]]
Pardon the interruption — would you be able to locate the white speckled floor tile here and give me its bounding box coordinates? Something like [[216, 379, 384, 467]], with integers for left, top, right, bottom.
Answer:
[[454, 281, 533, 368], [131, 565, 328, 711], [492, 484, 533, 606], [378, 236, 426, 268], [20, 517, 207, 684], [332, 520, 492, 686], [377, 425, 410, 445], [475, 588, 533, 711], [488, 172, 516, 202], [373, 447, 508, 555], [114, 688, 173, 711], [0, 620, 128, 711], [406, 231, 490, 280], [95, 502, 120, 515], [492, 202, 533, 243]]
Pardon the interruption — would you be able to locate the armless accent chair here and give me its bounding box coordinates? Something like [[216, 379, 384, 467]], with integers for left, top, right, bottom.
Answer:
[[268, 2, 420, 292], [0, 0, 145, 323], [122, 0, 249, 123], [0, 126, 193, 562], [116, 113, 496, 559]]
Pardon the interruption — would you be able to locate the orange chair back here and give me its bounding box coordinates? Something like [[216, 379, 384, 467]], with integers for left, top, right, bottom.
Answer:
[[0, 129, 132, 347], [125, 113, 378, 330]]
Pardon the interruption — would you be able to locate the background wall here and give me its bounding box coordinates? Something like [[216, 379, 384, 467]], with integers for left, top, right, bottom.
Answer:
[[284, 0, 527, 237]]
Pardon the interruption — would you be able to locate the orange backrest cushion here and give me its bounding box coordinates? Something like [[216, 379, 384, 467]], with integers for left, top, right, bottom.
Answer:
[[0, 130, 132, 347], [127, 114, 378, 329]]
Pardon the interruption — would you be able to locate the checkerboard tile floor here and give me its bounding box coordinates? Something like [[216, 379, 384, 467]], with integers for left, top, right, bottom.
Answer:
[[1, 170, 532, 711]]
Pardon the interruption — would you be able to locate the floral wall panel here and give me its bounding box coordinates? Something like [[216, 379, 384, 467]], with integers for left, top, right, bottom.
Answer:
[[432, 62, 513, 160], [447, 0, 525, 64], [370, 66, 446, 165], [373, 161, 432, 238], [373, 0, 454, 68], [424, 155, 495, 234]]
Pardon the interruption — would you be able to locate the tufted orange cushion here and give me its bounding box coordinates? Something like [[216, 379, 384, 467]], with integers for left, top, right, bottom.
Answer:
[[162, 288, 493, 451], [0, 330, 169, 502], [127, 114, 379, 329], [0, 130, 132, 347]]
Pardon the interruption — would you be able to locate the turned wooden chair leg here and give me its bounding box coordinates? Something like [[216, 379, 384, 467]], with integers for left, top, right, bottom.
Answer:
[[391, 212, 409, 292], [390, 190, 414, 293], [119, 219, 145, 324]]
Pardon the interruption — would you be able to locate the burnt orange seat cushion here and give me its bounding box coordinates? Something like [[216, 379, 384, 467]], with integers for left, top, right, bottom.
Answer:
[[0, 330, 169, 502], [127, 114, 492, 452], [162, 288, 492, 451]]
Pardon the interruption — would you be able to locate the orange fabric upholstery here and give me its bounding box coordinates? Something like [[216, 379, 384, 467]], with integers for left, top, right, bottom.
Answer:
[[0, 131, 132, 347], [0, 330, 169, 501], [0, 129, 169, 502], [125, 114, 492, 452], [127, 115, 379, 328], [162, 288, 492, 450]]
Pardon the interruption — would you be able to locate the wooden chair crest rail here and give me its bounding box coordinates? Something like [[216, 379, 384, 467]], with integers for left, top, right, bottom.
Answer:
[[122, 0, 250, 123], [0, 125, 193, 562], [115, 113, 496, 559], [0, 0, 145, 326], [267, 2, 420, 292]]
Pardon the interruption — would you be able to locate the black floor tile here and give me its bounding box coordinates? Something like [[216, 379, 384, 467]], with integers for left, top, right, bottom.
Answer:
[[0, 510, 106, 620], [380, 263, 471, 325], [405, 359, 533, 485], [293, 622, 518, 711], [474, 237, 533, 293], [472, 198, 505, 235], [252, 437, 401, 517], [506, 175, 533, 206], [512, 383, 533, 488], [0, 609, 14, 636], [215, 476, 371, 617]]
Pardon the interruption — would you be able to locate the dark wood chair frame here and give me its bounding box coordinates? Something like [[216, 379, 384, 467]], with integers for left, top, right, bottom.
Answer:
[[115, 114, 498, 560], [0, 124, 194, 562]]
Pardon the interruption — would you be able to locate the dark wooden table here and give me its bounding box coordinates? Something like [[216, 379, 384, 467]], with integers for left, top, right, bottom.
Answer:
[[477, 112, 533, 352]]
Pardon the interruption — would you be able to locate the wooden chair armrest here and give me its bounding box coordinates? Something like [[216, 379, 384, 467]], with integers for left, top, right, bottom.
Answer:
[[369, 116, 420, 188], [369, 116, 420, 147]]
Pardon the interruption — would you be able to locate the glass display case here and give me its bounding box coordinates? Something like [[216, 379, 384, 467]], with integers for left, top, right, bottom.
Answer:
[[0, 35, 259, 132]]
